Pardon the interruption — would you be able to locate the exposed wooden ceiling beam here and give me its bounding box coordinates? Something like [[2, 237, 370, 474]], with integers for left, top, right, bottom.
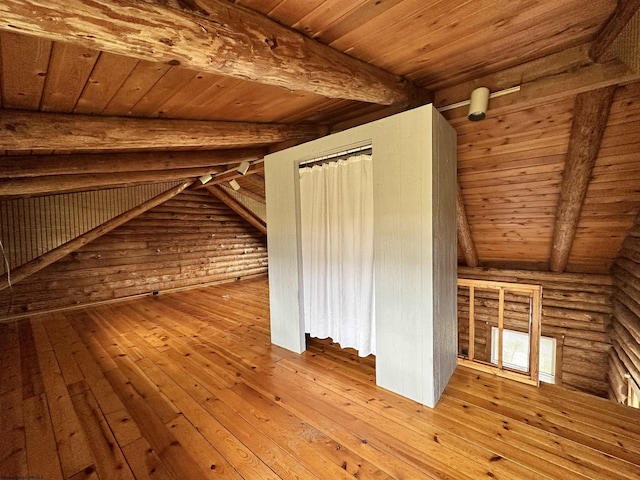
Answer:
[[435, 44, 638, 124], [0, 0, 425, 106], [549, 86, 617, 273], [589, 0, 640, 62], [0, 149, 265, 178], [456, 182, 479, 268], [0, 110, 325, 152], [0, 180, 193, 291], [0, 168, 222, 197], [206, 185, 267, 235]]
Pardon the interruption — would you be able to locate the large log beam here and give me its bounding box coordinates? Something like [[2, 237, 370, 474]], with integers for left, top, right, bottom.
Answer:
[[0, 168, 221, 197], [0, 149, 264, 178], [456, 182, 479, 267], [589, 0, 640, 62], [0, 180, 193, 291], [206, 185, 267, 235], [0, 110, 326, 152], [549, 86, 616, 272], [0, 0, 423, 106]]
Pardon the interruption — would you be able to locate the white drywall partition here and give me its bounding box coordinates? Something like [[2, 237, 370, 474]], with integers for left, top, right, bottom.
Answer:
[[265, 104, 457, 407]]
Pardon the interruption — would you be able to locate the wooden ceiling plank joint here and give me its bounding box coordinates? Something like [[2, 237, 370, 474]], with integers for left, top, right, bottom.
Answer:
[[549, 86, 617, 273]]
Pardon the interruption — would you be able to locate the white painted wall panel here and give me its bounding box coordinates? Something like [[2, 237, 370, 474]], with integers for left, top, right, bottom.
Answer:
[[265, 104, 457, 406]]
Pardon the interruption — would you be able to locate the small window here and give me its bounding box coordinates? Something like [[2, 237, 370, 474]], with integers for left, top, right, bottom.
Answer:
[[491, 327, 556, 384]]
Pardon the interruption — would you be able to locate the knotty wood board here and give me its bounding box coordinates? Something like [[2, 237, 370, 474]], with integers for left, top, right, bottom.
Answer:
[[2, 277, 640, 479]]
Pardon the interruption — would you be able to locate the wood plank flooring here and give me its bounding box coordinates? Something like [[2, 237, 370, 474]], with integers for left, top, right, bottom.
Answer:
[[2, 276, 640, 479]]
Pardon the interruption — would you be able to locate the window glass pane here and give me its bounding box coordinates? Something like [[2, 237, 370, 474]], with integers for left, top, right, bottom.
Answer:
[[491, 327, 556, 383]]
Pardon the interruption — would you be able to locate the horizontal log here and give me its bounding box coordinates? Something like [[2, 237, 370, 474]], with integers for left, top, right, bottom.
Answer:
[[562, 346, 609, 365], [542, 306, 610, 324], [102, 232, 261, 242], [56, 248, 268, 272], [3, 268, 269, 315], [612, 299, 640, 343], [540, 326, 608, 343], [0, 168, 226, 197], [0, 110, 326, 152], [612, 341, 640, 387], [612, 321, 640, 371], [619, 248, 640, 264], [58, 249, 265, 270], [541, 298, 612, 314], [613, 286, 640, 325], [10, 256, 269, 294], [561, 372, 609, 397], [141, 211, 248, 222], [115, 266, 268, 298], [541, 316, 607, 332], [541, 289, 612, 305], [16, 251, 269, 287], [0, 0, 423, 105], [613, 261, 640, 289], [12, 260, 269, 299], [458, 266, 613, 286], [108, 225, 259, 235], [562, 357, 608, 383], [562, 337, 611, 353], [0, 149, 265, 178]]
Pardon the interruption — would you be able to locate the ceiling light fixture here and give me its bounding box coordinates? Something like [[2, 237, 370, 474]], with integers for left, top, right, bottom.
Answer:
[[229, 179, 241, 191], [437, 86, 521, 116], [198, 173, 213, 184], [237, 161, 251, 175], [468, 87, 490, 121]]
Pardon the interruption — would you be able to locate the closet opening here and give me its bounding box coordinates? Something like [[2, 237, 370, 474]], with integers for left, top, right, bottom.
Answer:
[[298, 144, 376, 360]]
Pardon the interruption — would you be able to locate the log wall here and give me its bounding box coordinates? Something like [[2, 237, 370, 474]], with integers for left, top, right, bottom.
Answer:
[[609, 215, 640, 404], [458, 266, 613, 397], [0, 182, 180, 274], [0, 190, 267, 317]]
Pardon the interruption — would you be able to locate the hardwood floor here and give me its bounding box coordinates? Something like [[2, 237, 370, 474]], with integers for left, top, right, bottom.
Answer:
[[1, 276, 640, 479]]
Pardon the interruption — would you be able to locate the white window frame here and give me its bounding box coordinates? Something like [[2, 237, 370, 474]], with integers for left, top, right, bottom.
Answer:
[[490, 327, 556, 384]]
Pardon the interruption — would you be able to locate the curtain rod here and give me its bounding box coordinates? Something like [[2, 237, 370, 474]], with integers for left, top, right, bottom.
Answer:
[[299, 144, 372, 167]]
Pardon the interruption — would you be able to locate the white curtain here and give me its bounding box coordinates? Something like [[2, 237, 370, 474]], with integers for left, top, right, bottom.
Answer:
[[299, 154, 375, 356]]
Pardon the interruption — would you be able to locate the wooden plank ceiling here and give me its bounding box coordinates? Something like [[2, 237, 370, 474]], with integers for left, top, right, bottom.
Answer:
[[0, 0, 639, 274]]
